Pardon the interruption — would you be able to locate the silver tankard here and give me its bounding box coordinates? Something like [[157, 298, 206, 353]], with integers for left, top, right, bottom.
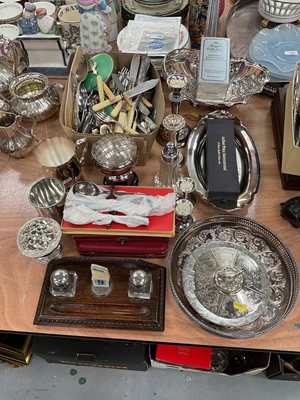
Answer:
[[34, 135, 88, 189]]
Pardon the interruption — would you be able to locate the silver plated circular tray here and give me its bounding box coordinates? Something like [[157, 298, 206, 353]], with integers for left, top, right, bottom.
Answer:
[[168, 215, 299, 339], [162, 49, 269, 107], [186, 110, 260, 211], [182, 241, 271, 327]]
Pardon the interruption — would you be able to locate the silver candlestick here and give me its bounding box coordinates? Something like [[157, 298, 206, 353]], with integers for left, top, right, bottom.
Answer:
[[162, 114, 186, 165], [157, 74, 191, 147], [167, 73, 188, 115]]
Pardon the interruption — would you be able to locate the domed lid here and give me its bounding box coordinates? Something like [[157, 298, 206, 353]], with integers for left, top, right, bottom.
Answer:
[[91, 133, 138, 171], [16, 217, 62, 258], [161, 141, 179, 162]]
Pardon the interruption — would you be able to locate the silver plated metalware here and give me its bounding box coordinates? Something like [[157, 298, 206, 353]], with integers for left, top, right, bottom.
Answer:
[[162, 49, 270, 107], [9, 72, 62, 121], [182, 241, 271, 327], [168, 215, 299, 339], [91, 132, 138, 185], [16, 217, 62, 264], [186, 110, 260, 211]]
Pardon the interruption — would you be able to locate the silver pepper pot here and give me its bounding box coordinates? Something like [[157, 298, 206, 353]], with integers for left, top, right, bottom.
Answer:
[[154, 141, 181, 188]]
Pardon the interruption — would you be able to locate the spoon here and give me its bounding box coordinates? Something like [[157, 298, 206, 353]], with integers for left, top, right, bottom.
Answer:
[[73, 60, 89, 130], [72, 181, 100, 196], [75, 60, 88, 84]]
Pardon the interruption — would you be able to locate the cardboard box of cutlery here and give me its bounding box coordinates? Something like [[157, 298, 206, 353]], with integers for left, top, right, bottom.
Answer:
[[59, 46, 165, 166]]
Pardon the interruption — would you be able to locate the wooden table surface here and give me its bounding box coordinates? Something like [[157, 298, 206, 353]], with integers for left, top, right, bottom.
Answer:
[[1, 0, 300, 353]]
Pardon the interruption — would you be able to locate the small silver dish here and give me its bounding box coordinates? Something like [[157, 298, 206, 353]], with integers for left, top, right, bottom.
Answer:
[[162, 49, 270, 107]]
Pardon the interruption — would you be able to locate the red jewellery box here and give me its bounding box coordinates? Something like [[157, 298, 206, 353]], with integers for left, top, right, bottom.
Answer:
[[61, 186, 175, 258], [73, 235, 170, 258]]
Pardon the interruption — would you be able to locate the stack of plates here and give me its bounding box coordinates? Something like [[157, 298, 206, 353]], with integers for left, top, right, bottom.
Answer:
[[121, 0, 189, 21], [0, 24, 20, 41], [135, 0, 172, 5]]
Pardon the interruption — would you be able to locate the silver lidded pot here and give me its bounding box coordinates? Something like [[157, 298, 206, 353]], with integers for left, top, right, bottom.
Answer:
[[9, 72, 62, 121], [16, 217, 63, 264], [91, 132, 138, 185]]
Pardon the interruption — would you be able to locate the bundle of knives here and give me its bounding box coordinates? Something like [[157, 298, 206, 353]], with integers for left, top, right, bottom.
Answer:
[[74, 53, 160, 135]]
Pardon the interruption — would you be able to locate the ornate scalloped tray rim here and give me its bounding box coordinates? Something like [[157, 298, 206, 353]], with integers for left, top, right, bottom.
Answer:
[[162, 49, 270, 107], [168, 215, 299, 339]]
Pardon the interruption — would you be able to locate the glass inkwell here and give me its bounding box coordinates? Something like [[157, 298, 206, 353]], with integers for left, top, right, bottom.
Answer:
[[128, 269, 152, 300], [49, 268, 78, 297]]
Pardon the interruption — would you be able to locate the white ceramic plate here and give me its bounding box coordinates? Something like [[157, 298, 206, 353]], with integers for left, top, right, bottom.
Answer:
[[0, 2, 23, 22], [248, 23, 300, 80], [0, 23, 20, 40]]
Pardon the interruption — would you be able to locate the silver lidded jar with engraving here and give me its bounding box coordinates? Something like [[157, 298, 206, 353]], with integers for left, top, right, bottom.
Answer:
[[16, 217, 62, 264], [91, 132, 138, 185]]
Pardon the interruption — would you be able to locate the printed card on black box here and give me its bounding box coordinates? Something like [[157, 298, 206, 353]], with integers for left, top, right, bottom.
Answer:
[[206, 118, 240, 209]]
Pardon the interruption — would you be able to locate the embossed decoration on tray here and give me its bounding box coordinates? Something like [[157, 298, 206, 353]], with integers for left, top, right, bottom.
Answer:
[[169, 215, 299, 339], [182, 241, 271, 327], [162, 49, 270, 107]]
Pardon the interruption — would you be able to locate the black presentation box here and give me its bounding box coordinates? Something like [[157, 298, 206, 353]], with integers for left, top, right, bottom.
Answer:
[[206, 118, 240, 210], [31, 336, 150, 371]]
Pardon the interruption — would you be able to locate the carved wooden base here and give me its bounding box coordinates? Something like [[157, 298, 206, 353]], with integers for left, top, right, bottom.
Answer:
[[34, 257, 166, 331]]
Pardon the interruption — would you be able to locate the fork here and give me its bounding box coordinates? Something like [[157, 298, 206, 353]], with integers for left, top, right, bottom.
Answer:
[[93, 110, 140, 136]]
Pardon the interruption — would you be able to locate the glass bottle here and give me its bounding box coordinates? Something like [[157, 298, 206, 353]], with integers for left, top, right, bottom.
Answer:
[[154, 142, 180, 188]]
